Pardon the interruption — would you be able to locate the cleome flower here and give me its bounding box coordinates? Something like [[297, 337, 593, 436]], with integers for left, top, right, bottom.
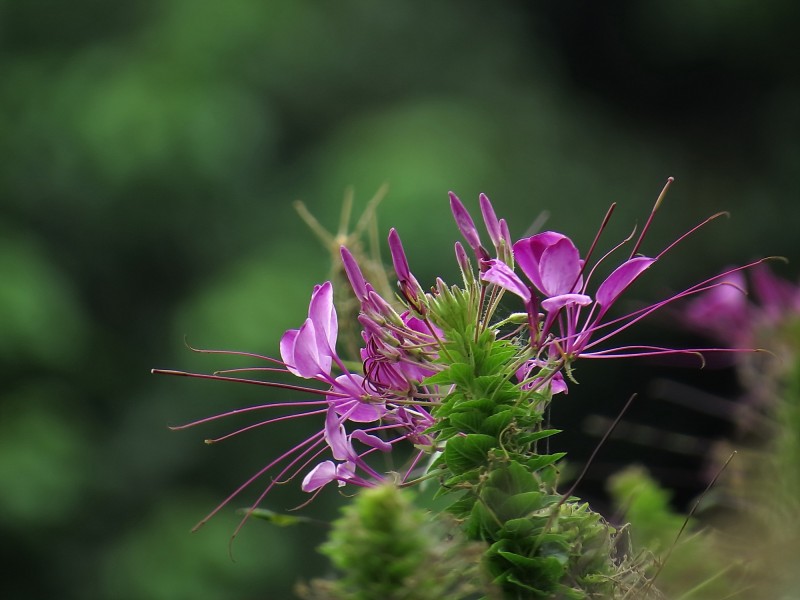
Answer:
[[476, 180, 767, 391], [154, 180, 766, 537]]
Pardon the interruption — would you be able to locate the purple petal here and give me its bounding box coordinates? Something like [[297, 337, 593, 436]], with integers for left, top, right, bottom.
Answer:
[[301, 461, 338, 492], [481, 259, 530, 303], [335, 461, 356, 484], [324, 409, 354, 461], [454, 241, 471, 275], [402, 311, 443, 338], [292, 319, 331, 378], [308, 282, 338, 354], [540, 293, 592, 312], [340, 246, 368, 300], [329, 374, 386, 422], [388, 228, 413, 283], [539, 237, 583, 296], [499, 219, 512, 248], [513, 232, 568, 294], [550, 372, 569, 395], [279, 328, 300, 375], [449, 191, 482, 250], [479, 193, 502, 247], [351, 429, 392, 452], [595, 256, 655, 316]]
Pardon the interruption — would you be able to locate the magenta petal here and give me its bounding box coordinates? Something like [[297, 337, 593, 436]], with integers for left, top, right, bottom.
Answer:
[[513, 232, 567, 293], [301, 461, 338, 492], [340, 246, 368, 300], [482, 259, 531, 302], [449, 191, 482, 250], [329, 374, 386, 422], [595, 256, 655, 314], [541, 293, 592, 312], [292, 319, 330, 378], [499, 219, 512, 248], [324, 409, 353, 461], [539, 237, 583, 296], [351, 429, 392, 452], [479, 193, 502, 247], [388, 228, 413, 282], [308, 282, 337, 353], [335, 462, 356, 485], [550, 372, 569, 395], [279, 328, 300, 376]]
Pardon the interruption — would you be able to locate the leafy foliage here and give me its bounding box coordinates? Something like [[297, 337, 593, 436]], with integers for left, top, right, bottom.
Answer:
[[422, 302, 654, 598]]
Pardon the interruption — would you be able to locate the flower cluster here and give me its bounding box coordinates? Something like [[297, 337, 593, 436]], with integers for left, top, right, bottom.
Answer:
[[154, 181, 764, 535]]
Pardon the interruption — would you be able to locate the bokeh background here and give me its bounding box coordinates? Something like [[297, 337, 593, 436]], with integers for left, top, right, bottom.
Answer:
[[1, 1, 798, 598]]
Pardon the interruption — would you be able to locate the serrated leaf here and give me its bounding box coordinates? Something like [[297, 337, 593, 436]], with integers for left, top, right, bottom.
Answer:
[[482, 410, 514, 436], [517, 428, 561, 446], [465, 497, 497, 539], [445, 494, 477, 518], [526, 452, 566, 472], [444, 434, 496, 474], [501, 517, 537, 539], [451, 397, 495, 413], [424, 362, 470, 386], [487, 459, 538, 495], [499, 491, 546, 520], [449, 411, 486, 434]]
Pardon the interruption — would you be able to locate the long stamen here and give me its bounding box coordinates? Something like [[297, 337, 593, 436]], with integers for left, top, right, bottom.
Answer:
[[152, 368, 344, 397], [576, 258, 776, 352], [204, 408, 330, 444], [193, 430, 325, 532], [576, 203, 617, 287], [629, 176, 673, 259], [655, 211, 728, 261], [170, 400, 331, 430], [227, 433, 331, 549], [183, 340, 281, 365]]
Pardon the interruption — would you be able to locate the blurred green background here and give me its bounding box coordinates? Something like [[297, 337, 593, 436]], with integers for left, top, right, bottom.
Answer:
[[1, 1, 798, 598]]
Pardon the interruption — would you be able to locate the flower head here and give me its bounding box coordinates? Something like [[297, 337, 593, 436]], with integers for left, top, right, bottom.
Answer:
[[155, 181, 765, 541]]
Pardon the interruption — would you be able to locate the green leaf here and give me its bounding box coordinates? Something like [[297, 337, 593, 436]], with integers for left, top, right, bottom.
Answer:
[[526, 452, 566, 472], [517, 429, 561, 446], [448, 411, 486, 434], [499, 553, 566, 583], [444, 434, 496, 474], [481, 410, 514, 436], [501, 517, 537, 539], [487, 459, 539, 495], [498, 491, 546, 520], [451, 397, 495, 414]]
